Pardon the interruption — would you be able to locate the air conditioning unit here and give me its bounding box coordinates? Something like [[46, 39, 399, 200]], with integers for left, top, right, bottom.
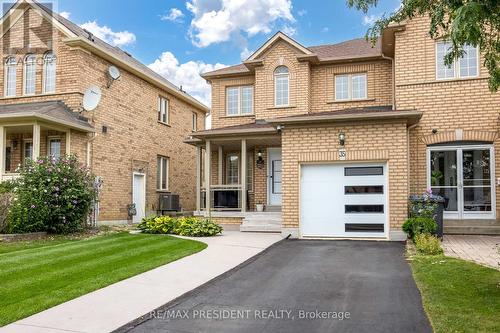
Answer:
[[159, 193, 180, 212]]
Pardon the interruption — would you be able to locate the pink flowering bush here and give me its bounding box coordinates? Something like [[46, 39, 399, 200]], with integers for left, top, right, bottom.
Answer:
[[7, 155, 97, 234]]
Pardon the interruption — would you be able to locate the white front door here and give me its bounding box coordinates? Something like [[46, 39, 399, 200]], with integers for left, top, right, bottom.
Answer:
[[268, 148, 282, 206], [132, 173, 146, 224], [300, 163, 388, 238], [428, 144, 496, 220]]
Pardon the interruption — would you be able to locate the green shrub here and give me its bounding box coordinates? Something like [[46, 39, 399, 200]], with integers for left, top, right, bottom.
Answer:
[[174, 217, 223, 237], [414, 233, 443, 255], [0, 180, 16, 194], [138, 216, 177, 234], [7, 155, 97, 234], [138, 216, 223, 237], [402, 217, 437, 240]]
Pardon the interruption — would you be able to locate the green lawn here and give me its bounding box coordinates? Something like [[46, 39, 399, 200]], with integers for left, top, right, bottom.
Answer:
[[410, 255, 500, 333], [0, 233, 207, 326]]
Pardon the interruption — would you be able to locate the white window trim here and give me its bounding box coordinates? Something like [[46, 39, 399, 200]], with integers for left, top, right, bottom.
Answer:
[[4, 57, 17, 97], [226, 153, 240, 185], [47, 136, 62, 158], [23, 54, 37, 96], [42, 53, 57, 94], [334, 73, 367, 102], [192, 112, 198, 131], [157, 155, 169, 191], [157, 96, 170, 125], [23, 139, 33, 161], [274, 67, 290, 107], [435, 41, 480, 81], [225, 85, 254, 116]]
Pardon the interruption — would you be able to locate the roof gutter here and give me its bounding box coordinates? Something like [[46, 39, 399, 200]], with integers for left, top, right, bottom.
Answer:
[[63, 37, 210, 113], [0, 113, 95, 132], [266, 110, 423, 126], [191, 127, 278, 139]]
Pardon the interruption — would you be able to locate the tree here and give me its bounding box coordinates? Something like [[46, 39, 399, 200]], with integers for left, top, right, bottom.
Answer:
[[347, 0, 500, 92]]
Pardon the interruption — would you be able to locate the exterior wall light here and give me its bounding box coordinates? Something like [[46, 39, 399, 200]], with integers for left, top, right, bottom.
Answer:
[[339, 132, 346, 146], [256, 150, 265, 169]]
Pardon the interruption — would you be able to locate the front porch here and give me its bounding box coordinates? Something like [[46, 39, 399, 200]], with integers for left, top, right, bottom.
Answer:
[[0, 123, 71, 181], [0, 101, 95, 182], [186, 122, 283, 232]]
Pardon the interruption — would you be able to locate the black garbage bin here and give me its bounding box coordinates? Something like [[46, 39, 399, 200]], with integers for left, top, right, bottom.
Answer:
[[409, 195, 445, 239]]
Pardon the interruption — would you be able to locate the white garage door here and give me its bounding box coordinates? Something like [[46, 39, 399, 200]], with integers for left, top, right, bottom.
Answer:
[[300, 163, 388, 238]]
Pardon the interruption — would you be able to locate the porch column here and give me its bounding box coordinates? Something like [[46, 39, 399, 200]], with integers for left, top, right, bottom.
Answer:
[[195, 146, 202, 212], [204, 140, 211, 215], [0, 126, 4, 179], [65, 130, 71, 155], [241, 139, 247, 213], [32, 122, 41, 160], [218, 146, 223, 184]]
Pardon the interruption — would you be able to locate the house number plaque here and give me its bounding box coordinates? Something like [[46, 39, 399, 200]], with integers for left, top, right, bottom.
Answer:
[[338, 149, 347, 161]]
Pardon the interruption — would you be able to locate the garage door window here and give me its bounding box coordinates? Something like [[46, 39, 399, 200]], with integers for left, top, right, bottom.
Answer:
[[345, 167, 383, 176], [345, 205, 384, 213], [345, 186, 384, 194], [345, 224, 384, 232]]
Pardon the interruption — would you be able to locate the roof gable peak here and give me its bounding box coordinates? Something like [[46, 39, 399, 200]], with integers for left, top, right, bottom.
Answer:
[[246, 31, 313, 61]]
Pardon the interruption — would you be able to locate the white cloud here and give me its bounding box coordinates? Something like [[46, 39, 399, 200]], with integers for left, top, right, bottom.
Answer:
[[297, 9, 306, 17], [282, 24, 296, 36], [80, 21, 136, 47], [149, 51, 227, 106], [362, 14, 380, 26], [59, 11, 71, 19], [240, 47, 252, 60], [321, 27, 329, 33], [161, 8, 185, 22], [187, 0, 295, 48]]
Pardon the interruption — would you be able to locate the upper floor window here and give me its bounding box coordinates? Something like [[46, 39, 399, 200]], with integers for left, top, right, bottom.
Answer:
[[4, 56, 17, 97], [436, 42, 478, 80], [43, 52, 57, 93], [274, 66, 289, 106], [157, 155, 169, 191], [158, 96, 169, 124], [192, 112, 198, 131], [335, 73, 367, 101], [24, 54, 36, 95], [226, 86, 253, 116]]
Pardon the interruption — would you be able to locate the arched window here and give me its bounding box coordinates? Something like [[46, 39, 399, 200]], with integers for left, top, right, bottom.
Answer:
[[43, 52, 57, 93], [4, 56, 17, 97], [274, 66, 289, 106], [24, 54, 36, 95]]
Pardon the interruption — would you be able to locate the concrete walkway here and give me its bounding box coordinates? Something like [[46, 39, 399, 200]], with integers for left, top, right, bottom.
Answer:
[[443, 235, 500, 269], [1, 232, 282, 333]]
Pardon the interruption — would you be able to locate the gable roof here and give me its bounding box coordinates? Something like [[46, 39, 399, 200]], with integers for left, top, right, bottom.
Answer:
[[202, 35, 383, 79], [1, 1, 209, 113], [247, 31, 314, 61], [0, 101, 94, 132]]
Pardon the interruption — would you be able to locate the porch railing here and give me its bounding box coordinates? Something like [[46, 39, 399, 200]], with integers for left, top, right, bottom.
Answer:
[[201, 185, 243, 211], [1, 173, 20, 182]]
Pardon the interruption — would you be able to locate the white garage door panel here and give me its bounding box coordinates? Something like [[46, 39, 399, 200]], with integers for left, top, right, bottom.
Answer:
[[301, 163, 388, 238]]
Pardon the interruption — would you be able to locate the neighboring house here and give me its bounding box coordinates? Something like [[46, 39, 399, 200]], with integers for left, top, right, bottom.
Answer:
[[188, 16, 500, 240], [0, 1, 208, 224]]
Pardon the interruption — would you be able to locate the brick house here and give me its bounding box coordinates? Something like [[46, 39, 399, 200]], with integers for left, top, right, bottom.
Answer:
[[0, 1, 208, 224], [188, 17, 500, 240]]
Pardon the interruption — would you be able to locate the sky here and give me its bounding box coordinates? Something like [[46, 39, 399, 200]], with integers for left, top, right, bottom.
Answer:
[[3, 0, 402, 105]]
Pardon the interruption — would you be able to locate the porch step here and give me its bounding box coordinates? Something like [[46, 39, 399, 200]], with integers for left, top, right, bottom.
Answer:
[[240, 212, 282, 233], [444, 219, 500, 235], [444, 226, 500, 235]]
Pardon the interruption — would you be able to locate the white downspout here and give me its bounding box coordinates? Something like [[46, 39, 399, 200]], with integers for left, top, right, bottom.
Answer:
[[381, 53, 396, 110]]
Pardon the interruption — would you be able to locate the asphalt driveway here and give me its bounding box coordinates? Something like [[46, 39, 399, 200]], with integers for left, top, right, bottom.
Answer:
[[117, 240, 432, 333]]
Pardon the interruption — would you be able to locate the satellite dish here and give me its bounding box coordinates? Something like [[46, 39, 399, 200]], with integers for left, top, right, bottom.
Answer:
[[82, 85, 102, 111], [108, 66, 121, 80]]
